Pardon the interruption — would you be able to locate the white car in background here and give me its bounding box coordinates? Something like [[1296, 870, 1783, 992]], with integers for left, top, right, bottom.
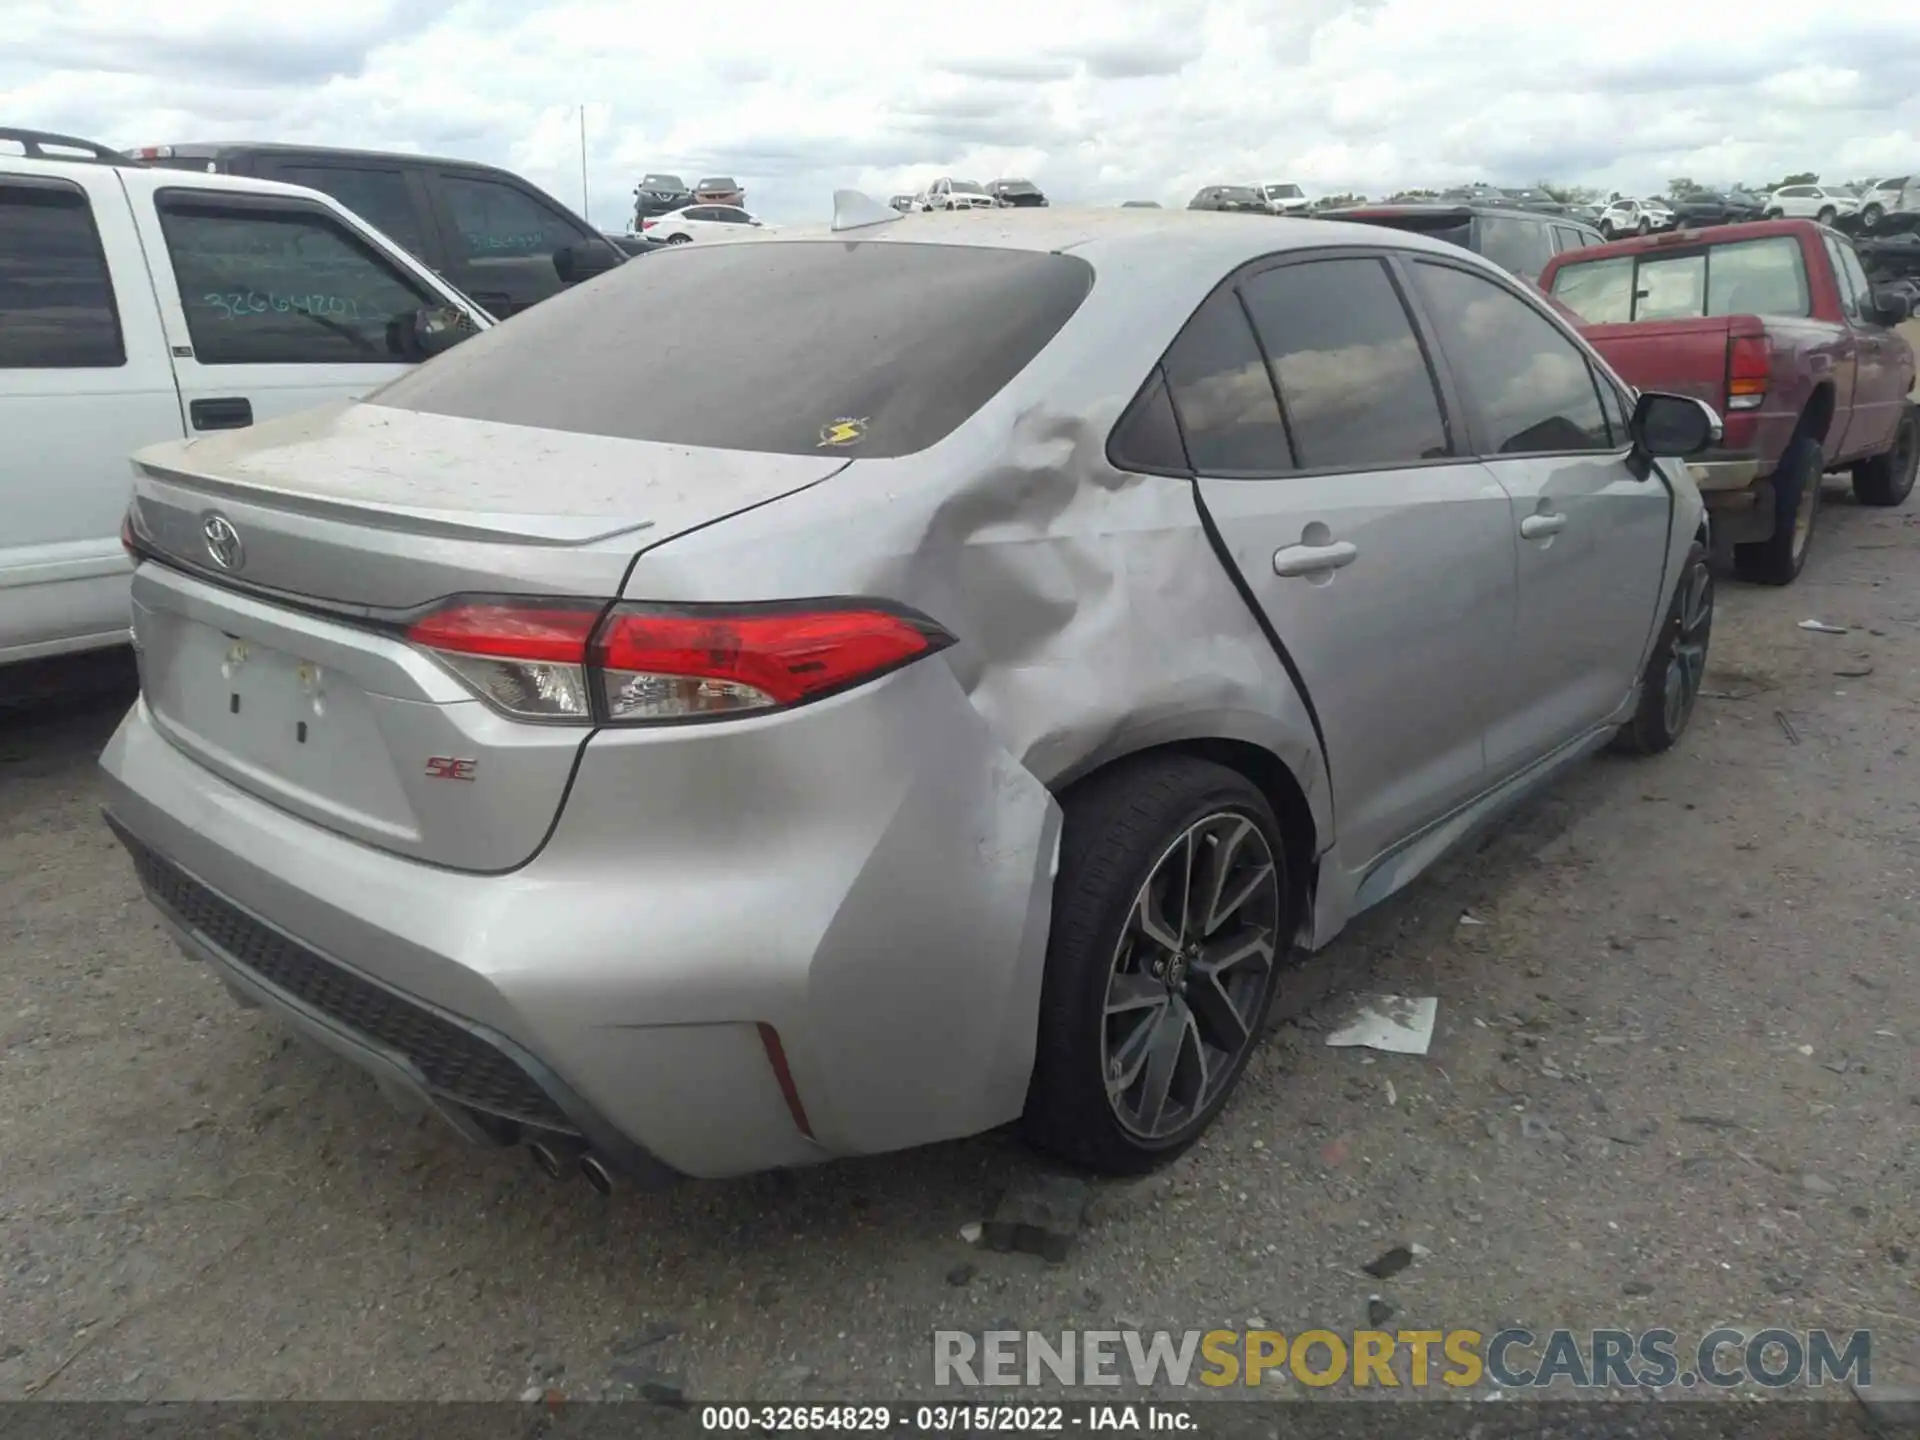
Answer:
[[636, 204, 771, 244], [1259, 182, 1312, 216], [1856, 177, 1914, 227], [1597, 198, 1675, 238], [1764, 184, 1860, 224], [918, 178, 997, 211]]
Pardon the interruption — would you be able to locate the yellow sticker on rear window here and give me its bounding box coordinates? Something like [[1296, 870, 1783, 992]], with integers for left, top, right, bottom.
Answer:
[[817, 417, 869, 447]]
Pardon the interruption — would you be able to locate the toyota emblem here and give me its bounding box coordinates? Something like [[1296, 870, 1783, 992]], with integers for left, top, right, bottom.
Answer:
[[202, 513, 244, 571]]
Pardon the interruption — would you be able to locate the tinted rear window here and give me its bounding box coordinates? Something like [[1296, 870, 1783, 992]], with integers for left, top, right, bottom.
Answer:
[[371, 239, 1094, 457]]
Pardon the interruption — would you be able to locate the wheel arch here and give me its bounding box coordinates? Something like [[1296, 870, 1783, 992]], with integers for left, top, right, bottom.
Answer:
[[1050, 734, 1323, 945], [1794, 382, 1836, 447]]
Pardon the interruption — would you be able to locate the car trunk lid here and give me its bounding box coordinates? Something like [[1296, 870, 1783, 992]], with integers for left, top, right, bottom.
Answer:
[[124, 402, 849, 871]]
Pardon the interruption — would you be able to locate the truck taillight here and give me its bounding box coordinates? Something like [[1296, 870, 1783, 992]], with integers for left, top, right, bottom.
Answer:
[[1726, 333, 1769, 411], [405, 597, 954, 725]]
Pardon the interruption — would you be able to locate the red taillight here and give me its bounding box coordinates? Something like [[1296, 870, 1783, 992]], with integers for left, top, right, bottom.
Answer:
[[639, 218, 656, 230], [407, 602, 600, 662], [120, 511, 138, 558], [593, 605, 944, 720], [405, 600, 602, 722], [405, 597, 952, 725], [1726, 332, 1769, 411]]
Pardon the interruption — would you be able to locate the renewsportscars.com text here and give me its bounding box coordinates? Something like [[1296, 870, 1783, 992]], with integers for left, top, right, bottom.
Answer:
[[933, 1327, 1871, 1390]]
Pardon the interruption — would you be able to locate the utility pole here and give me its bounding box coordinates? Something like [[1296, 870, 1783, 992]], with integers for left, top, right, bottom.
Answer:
[[579, 104, 591, 224]]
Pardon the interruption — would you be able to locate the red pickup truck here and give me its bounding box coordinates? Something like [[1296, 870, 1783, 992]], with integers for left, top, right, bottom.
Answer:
[[1538, 219, 1917, 584]]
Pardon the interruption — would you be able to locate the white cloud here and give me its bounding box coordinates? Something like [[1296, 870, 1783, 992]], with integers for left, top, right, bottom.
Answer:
[[6, 0, 1919, 226]]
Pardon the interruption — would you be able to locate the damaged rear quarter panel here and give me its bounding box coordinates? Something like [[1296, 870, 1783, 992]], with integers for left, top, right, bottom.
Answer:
[[605, 277, 1333, 1145]]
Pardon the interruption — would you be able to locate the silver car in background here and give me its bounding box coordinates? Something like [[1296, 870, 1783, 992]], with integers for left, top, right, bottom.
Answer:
[[103, 202, 1719, 1185]]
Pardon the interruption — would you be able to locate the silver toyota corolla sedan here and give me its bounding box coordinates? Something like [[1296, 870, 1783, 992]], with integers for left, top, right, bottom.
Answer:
[[102, 199, 1720, 1187]]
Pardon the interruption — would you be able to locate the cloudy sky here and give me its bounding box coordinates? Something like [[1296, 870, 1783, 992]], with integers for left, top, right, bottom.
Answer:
[[7, 0, 1920, 227]]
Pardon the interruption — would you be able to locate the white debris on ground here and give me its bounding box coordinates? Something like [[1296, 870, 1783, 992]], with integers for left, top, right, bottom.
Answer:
[[1324, 995, 1438, 1055]]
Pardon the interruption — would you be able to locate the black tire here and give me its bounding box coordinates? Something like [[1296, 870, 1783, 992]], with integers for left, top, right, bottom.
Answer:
[[1817, 206, 1837, 225], [1636, 217, 1651, 235], [1854, 403, 1918, 507], [1764, 208, 1783, 220], [1733, 437, 1823, 585], [1863, 202, 1886, 227], [1022, 755, 1290, 1175], [1611, 542, 1713, 756], [666, 233, 692, 245]]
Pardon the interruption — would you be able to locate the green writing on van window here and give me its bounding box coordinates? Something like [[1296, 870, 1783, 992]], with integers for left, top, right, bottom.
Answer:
[[200, 291, 374, 321], [463, 230, 548, 254]]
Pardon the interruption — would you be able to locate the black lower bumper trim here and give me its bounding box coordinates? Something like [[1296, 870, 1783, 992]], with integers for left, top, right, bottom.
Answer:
[[103, 809, 680, 1187]]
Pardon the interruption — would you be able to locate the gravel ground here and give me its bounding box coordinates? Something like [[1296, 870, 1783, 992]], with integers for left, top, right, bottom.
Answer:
[[1, 492, 1915, 1407]]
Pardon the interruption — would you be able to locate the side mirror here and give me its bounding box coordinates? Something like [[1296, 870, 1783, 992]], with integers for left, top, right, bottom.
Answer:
[[388, 305, 479, 361], [553, 242, 623, 284], [1631, 391, 1722, 458], [1870, 285, 1913, 326]]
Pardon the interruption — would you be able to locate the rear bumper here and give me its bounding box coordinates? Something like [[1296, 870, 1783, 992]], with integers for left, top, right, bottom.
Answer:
[[98, 661, 1061, 1181], [1689, 454, 1762, 492]]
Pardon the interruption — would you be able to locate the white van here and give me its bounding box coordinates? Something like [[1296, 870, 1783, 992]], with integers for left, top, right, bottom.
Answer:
[[0, 129, 492, 669]]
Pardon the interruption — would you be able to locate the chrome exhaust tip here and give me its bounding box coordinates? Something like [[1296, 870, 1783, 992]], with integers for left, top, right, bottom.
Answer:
[[527, 1140, 570, 1180], [579, 1154, 616, 1196]]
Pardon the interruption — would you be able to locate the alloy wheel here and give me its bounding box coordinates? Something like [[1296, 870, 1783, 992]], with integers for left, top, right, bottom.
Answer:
[[1101, 813, 1279, 1141], [1663, 559, 1713, 738]]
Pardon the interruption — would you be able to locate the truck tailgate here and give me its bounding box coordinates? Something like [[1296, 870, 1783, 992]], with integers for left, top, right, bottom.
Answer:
[[1579, 316, 1741, 408]]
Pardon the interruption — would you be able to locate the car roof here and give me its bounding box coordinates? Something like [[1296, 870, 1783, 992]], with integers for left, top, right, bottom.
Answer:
[[1322, 202, 1587, 225], [132, 140, 528, 179], [9, 152, 372, 206], [767, 205, 1502, 273]]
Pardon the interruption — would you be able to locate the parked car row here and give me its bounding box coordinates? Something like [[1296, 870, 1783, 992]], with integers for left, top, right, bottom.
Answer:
[[632, 173, 746, 224], [1188, 184, 1313, 215]]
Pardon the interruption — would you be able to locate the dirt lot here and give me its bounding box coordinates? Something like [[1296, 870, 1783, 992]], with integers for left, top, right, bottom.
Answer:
[[1, 492, 1916, 1406]]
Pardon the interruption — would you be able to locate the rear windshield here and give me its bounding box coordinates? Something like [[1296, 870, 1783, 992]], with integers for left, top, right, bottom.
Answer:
[[1550, 235, 1810, 323], [370, 240, 1094, 457]]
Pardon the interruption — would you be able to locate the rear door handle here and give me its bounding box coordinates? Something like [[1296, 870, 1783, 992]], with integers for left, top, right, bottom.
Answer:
[[189, 397, 253, 431], [1272, 540, 1358, 577], [1520, 512, 1567, 540]]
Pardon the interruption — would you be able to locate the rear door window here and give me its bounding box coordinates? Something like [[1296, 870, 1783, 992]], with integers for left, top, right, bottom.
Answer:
[[0, 179, 125, 368], [155, 192, 438, 365], [372, 238, 1093, 457], [275, 164, 427, 256], [1238, 256, 1450, 469]]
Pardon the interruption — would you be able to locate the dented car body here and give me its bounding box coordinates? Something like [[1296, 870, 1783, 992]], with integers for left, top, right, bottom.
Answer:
[[101, 209, 1717, 1184]]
